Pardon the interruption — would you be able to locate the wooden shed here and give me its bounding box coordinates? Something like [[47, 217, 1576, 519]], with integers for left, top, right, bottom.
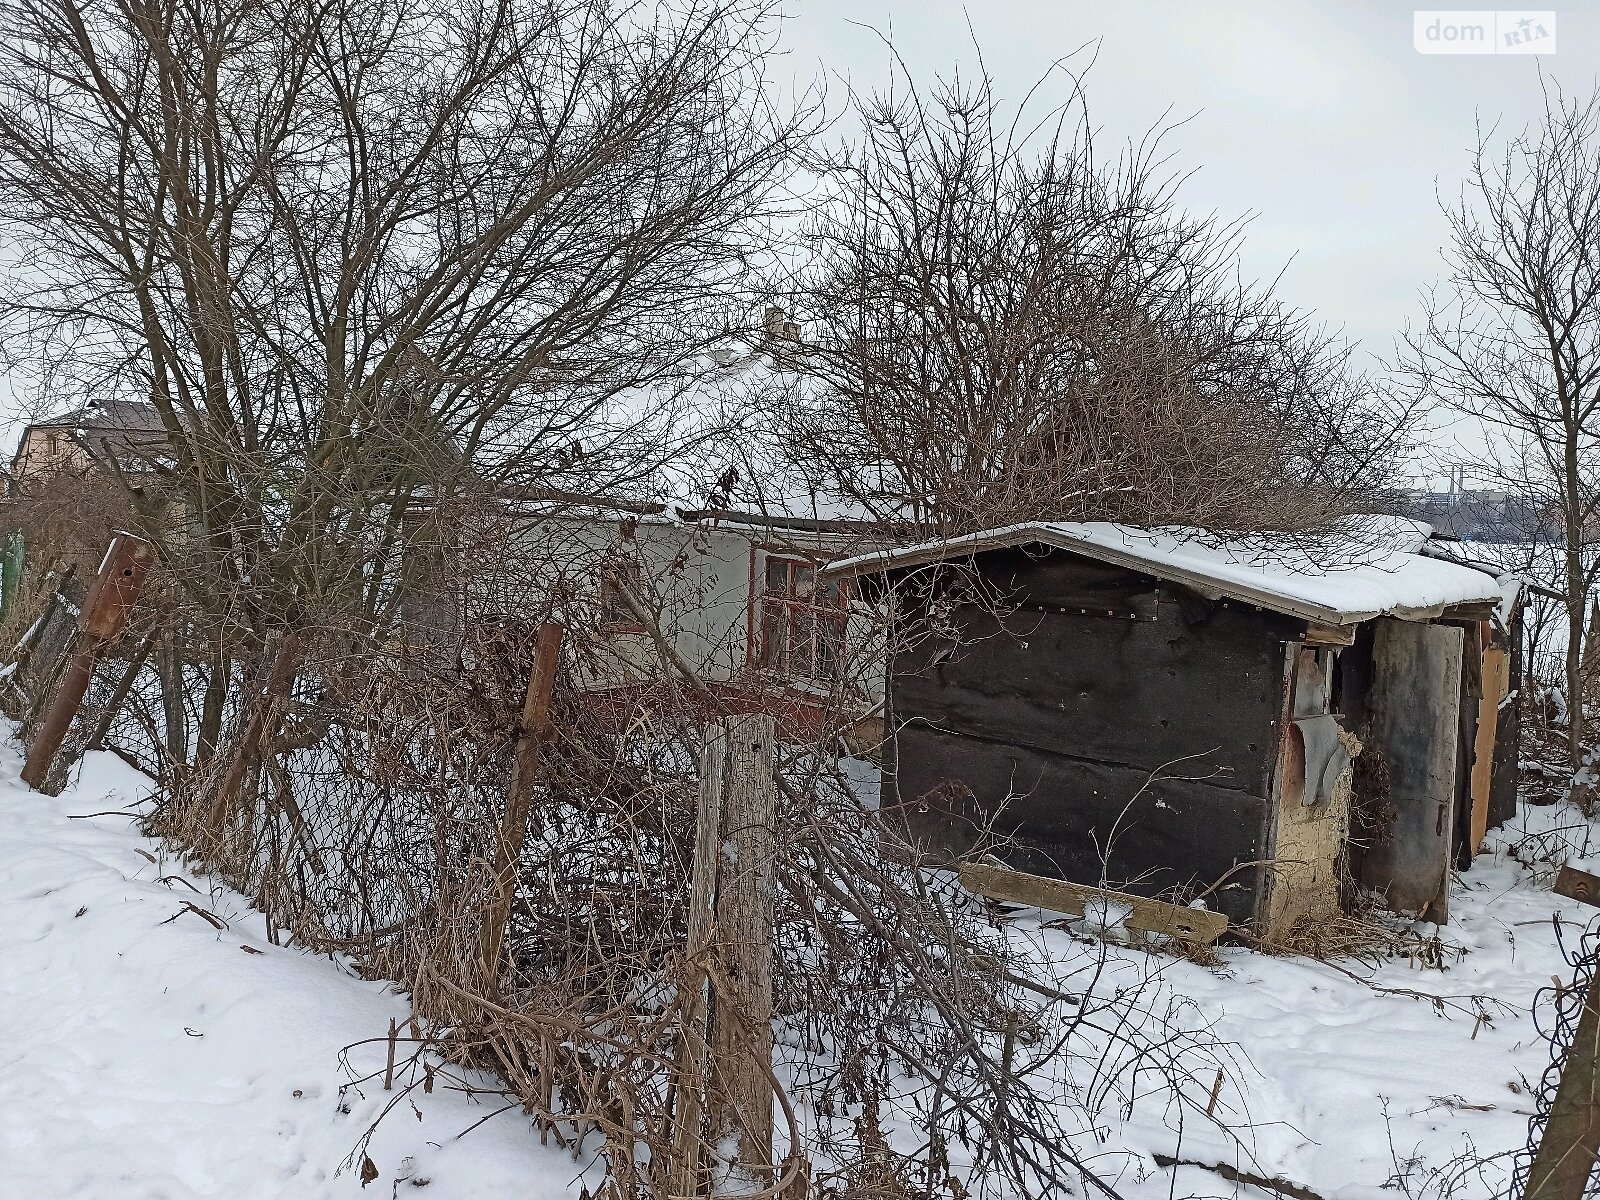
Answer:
[[826, 521, 1523, 937]]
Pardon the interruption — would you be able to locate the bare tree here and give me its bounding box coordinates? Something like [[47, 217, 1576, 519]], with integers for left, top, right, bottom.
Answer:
[[0, 0, 811, 762], [763, 58, 1411, 540], [1405, 83, 1600, 769]]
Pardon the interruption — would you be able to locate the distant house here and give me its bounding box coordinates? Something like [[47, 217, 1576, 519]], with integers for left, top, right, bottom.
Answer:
[[2, 400, 171, 580], [827, 519, 1524, 937], [10, 399, 168, 485], [583, 504, 889, 737]]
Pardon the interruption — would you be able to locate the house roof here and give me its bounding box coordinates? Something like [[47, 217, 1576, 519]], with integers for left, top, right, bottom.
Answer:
[[822, 519, 1506, 627], [30, 399, 166, 436]]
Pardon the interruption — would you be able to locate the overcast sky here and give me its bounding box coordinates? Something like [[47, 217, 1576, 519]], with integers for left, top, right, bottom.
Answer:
[[778, 2, 1600, 480]]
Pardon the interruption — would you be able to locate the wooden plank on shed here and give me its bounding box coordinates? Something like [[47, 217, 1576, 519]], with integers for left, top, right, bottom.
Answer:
[[1469, 646, 1509, 855], [958, 861, 1229, 945], [1304, 622, 1357, 647]]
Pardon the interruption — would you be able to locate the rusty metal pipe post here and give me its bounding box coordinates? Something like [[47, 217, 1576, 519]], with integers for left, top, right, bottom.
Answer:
[[20, 533, 154, 791], [479, 620, 564, 990]]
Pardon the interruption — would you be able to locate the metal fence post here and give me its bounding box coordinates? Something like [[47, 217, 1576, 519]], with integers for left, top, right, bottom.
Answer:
[[479, 621, 564, 991], [21, 532, 153, 791]]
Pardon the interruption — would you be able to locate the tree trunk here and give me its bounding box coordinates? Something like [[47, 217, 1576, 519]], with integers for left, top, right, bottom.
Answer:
[[160, 633, 189, 770], [1567, 584, 1584, 770], [196, 649, 230, 770], [1567, 424, 1588, 771]]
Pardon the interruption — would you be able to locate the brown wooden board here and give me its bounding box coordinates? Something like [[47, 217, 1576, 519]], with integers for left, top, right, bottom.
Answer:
[[892, 573, 1293, 793], [1554, 864, 1600, 908], [1470, 646, 1509, 855], [958, 861, 1229, 944], [889, 724, 1271, 924]]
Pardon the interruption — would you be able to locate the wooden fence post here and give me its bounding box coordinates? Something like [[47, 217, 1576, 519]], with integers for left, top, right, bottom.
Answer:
[[158, 631, 189, 771], [669, 719, 728, 1200], [479, 620, 564, 991], [1524, 968, 1600, 1199], [22, 533, 153, 791], [669, 713, 778, 1198]]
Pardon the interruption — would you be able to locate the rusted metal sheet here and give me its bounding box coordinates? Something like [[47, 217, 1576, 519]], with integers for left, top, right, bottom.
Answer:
[[79, 533, 154, 640], [1358, 618, 1463, 920]]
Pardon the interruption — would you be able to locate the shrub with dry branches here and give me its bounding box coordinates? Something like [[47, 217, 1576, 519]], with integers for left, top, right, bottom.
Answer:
[[22, 507, 1238, 1200], [763, 54, 1413, 540]]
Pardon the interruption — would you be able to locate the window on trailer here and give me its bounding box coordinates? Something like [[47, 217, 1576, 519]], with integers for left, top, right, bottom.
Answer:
[[599, 561, 648, 633], [760, 555, 847, 681]]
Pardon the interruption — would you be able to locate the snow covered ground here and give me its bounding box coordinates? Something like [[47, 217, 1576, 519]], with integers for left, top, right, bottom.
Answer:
[[1016, 799, 1594, 1199], [1, 725, 1594, 1199], [0, 737, 590, 1200]]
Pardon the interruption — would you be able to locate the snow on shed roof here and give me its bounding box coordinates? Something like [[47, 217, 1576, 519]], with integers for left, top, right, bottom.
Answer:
[[823, 520, 1504, 626]]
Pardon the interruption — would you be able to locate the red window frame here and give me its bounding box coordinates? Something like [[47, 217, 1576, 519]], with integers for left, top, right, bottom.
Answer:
[[756, 554, 848, 682]]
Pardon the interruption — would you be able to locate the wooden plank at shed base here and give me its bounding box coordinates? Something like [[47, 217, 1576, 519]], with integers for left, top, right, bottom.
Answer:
[[958, 862, 1229, 945], [1554, 865, 1600, 908]]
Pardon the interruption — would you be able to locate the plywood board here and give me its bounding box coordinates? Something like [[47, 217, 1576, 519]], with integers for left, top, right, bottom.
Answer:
[[889, 723, 1271, 924], [1359, 619, 1463, 919]]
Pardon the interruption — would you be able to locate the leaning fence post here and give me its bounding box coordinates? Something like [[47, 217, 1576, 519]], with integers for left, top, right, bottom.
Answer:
[[21, 533, 153, 791], [479, 620, 564, 991], [1523, 966, 1600, 1199], [670, 713, 778, 1198], [85, 628, 159, 750]]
